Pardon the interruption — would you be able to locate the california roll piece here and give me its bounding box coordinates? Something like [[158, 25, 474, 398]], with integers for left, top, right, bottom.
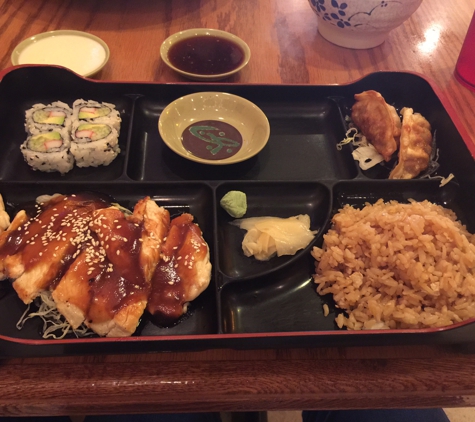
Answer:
[[73, 99, 121, 132], [20, 128, 74, 174], [25, 101, 73, 133], [70, 121, 120, 167]]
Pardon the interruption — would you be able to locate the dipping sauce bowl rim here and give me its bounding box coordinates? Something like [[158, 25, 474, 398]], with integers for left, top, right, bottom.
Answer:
[[160, 28, 251, 80]]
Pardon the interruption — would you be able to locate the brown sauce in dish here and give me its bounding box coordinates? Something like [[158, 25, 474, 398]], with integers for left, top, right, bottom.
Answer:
[[182, 120, 243, 160], [168, 35, 245, 75]]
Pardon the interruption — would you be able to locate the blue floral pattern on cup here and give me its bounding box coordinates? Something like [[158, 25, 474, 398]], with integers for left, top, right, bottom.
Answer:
[[308, 0, 402, 29]]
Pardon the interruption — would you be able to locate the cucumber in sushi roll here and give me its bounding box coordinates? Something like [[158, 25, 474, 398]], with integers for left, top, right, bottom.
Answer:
[[20, 128, 74, 174], [70, 121, 120, 167], [75, 123, 113, 141], [25, 101, 72, 133], [73, 99, 121, 132]]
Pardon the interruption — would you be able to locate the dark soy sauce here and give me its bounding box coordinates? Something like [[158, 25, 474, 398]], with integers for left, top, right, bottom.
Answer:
[[181, 120, 243, 160], [168, 36, 245, 75]]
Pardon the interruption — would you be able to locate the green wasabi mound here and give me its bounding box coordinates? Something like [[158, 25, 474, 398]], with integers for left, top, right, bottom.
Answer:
[[220, 191, 247, 218]]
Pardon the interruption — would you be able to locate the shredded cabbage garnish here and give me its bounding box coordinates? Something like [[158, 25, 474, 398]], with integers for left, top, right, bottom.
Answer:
[[336, 127, 368, 151], [112, 202, 133, 216], [36, 194, 61, 204], [16, 291, 93, 339], [439, 173, 455, 187], [352, 144, 385, 170], [338, 127, 384, 170]]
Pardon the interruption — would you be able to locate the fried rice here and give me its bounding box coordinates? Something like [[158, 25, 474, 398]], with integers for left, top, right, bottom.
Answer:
[[312, 199, 475, 330]]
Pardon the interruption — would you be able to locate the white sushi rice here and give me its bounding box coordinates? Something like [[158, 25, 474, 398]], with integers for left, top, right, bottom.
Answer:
[[22, 99, 122, 172], [70, 120, 120, 167], [20, 127, 74, 174], [24, 101, 73, 133], [72, 99, 121, 132], [70, 142, 120, 168]]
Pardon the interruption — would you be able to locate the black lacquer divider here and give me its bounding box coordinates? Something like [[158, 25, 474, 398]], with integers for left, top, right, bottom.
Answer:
[[0, 182, 220, 342], [1, 66, 475, 357], [331, 179, 475, 231], [215, 181, 332, 282], [215, 181, 333, 334], [128, 94, 357, 181], [0, 68, 138, 182]]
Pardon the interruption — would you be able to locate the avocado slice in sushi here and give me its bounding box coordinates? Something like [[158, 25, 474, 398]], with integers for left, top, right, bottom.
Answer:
[[33, 109, 66, 125], [78, 106, 112, 120], [28, 132, 64, 152], [75, 123, 112, 141]]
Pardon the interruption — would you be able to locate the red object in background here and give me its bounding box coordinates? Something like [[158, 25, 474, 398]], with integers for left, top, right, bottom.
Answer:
[[455, 11, 475, 92]]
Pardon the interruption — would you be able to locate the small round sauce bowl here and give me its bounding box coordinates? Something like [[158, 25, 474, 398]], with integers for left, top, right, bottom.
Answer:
[[160, 28, 251, 81], [11, 30, 109, 77], [158, 92, 270, 165]]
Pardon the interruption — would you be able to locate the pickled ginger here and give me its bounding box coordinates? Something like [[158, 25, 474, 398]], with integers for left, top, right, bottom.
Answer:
[[231, 215, 317, 261]]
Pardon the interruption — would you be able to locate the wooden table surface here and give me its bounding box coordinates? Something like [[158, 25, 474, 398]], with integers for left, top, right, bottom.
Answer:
[[2, 0, 475, 417]]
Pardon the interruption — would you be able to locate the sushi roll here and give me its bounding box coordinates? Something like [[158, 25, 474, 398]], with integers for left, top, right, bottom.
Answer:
[[20, 128, 74, 174], [70, 121, 120, 167], [72, 99, 121, 132], [25, 101, 73, 133], [21, 99, 122, 172]]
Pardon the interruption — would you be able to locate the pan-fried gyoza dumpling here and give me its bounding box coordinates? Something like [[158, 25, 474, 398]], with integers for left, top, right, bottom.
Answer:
[[351, 90, 401, 162], [389, 107, 432, 179]]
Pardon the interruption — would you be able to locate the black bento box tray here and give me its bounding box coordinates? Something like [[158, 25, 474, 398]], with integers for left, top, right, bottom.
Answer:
[[1, 65, 475, 358]]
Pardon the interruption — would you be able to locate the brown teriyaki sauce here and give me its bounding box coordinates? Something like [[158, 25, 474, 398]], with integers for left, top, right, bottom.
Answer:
[[147, 213, 208, 327], [168, 35, 245, 75], [1, 193, 209, 334]]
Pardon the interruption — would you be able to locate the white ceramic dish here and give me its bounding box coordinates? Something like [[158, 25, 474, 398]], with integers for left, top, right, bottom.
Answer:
[[158, 92, 270, 165], [11, 30, 110, 77], [160, 28, 251, 81]]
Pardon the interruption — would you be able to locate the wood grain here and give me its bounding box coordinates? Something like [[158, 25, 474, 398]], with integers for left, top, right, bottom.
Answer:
[[1, 0, 475, 416], [1, 345, 475, 416]]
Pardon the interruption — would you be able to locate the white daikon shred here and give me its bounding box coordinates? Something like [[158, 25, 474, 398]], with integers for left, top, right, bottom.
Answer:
[[337, 127, 361, 150], [352, 144, 384, 170], [439, 173, 455, 187], [231, 215, 318, 261], [16, 291, 93, 339]]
